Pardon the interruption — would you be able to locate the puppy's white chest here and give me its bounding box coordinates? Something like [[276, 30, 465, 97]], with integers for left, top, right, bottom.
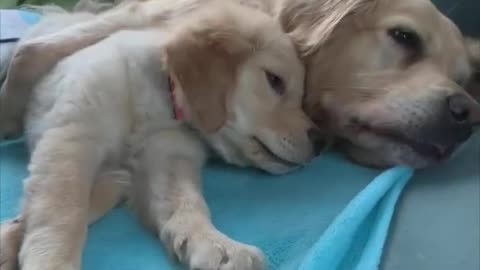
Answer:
[[129, 76, 178, 137]]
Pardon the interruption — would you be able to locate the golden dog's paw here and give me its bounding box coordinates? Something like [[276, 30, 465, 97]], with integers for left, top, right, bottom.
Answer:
[[0, 219, 23, 270], [161, 225, 265, 270]]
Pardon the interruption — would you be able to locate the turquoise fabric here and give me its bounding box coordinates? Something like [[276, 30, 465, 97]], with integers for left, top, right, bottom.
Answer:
[[298, 167, 412, 270], [0, 10, 41, 40], [0, 139, 414, 270], [433, 0, 480, 37]]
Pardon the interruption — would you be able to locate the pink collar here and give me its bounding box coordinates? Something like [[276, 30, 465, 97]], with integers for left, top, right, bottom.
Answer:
[[168, 76, 184, 121]]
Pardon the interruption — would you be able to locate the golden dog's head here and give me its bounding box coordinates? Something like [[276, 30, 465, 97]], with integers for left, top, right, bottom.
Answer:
[[164, 2, 326, 174], [277, 0, 480, 168]]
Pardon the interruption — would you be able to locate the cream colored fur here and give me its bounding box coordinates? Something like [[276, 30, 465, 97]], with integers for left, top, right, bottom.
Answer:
[[0, 1, 319, 270]]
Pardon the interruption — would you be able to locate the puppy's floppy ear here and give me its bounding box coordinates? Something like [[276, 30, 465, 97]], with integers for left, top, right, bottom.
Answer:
[[465, 38, 480, 100], [164, 20, 252, 133], [277, 0, 374, 56]]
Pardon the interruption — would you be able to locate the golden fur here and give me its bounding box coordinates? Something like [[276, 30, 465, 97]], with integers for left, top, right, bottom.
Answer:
[[292, 0, 480, 167]]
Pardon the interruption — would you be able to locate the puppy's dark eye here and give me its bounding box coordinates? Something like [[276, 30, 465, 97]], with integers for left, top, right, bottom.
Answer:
[[265, 71, 285, 95], [388, 27, 422, 51]]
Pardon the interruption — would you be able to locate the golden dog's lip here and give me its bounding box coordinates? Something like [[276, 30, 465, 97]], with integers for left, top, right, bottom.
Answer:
[[253, 137, 301, 167], [368, 127, 457, 161], [351, 118, 458, 161]]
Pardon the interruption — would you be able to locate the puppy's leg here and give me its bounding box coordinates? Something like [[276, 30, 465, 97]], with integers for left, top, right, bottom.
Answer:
[[0, 218, 23, 270], [19, 125, 108, 270], [73, 0, 135, 13], [5, 0, 180, 84], [131, 130, 265, 270], [3, 0, 161, 94], [88, 169, 130, 223], [73, 0, 115, 13], [0, 0, 194, 139], [0, 169, 128, 270], [0, 12, 98, 139], [0, 13, 128, 139]]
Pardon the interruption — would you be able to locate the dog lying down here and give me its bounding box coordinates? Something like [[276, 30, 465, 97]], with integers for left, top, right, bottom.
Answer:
[[0, 1, 327, 270], [2, 0, 480, 169]]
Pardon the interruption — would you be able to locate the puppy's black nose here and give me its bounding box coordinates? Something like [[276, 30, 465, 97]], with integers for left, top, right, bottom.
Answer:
[[307, 128, 326, 156]]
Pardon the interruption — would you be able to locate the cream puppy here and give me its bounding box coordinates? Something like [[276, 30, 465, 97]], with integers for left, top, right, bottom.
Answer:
[[0, 2, 324, 270]]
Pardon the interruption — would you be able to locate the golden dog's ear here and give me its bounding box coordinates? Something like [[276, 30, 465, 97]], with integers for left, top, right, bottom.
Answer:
[[277, 0, 373, 56], [164, 22, 252, 133], [465, 38, 480, 100]]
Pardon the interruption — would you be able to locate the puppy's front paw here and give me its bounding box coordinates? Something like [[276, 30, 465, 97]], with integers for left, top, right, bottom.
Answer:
[[19, 255, 77, 270], [0, 219, 23, 270], [19, 235, 78, 270], [161, 224, 265, 270]]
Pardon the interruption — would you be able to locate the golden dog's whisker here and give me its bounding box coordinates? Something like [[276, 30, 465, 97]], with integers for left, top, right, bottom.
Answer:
[[315, 86, 393, 92], [352, 71, 398, 77]]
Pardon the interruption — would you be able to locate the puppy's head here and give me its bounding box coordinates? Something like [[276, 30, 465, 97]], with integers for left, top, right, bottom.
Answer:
[[164, 2, 326, 174], [279, 0, 480, 168]]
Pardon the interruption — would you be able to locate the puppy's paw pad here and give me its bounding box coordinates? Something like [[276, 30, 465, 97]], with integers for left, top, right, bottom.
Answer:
[[162, 225, 265, 270], [219, 245, 265, 270], [187, 239, 226, 270]]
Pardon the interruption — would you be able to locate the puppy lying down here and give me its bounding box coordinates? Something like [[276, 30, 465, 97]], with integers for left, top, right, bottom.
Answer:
[[0, 2, 325, 270]]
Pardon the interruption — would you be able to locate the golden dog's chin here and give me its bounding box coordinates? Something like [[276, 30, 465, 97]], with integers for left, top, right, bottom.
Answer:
[[380, 134, 455, 162], [346, 131, 459, 169]]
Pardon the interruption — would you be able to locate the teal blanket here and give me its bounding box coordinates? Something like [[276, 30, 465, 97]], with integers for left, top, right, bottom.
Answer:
[[0, 139, 413, 270]]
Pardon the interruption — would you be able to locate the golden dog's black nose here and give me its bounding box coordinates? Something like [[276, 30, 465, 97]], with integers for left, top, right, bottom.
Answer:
[[447, 93, 480, 125], [420, 93, 480, 150], [412, 93, 480, 156]]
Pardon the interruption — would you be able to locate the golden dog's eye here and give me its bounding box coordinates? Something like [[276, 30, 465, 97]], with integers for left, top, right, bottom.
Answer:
[[265, 71, 285, 95], [388, 27, 422, 52]]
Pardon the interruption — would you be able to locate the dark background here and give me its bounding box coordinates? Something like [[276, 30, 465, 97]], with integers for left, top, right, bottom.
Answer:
[[434, 0, 480, 37]]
